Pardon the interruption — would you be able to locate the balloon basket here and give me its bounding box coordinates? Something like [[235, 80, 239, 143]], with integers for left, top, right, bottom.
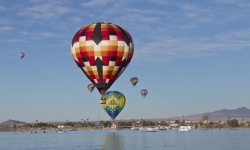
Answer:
[[100, 100, 106, 104]]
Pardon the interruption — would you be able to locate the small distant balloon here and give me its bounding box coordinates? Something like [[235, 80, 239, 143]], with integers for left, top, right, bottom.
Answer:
[[141, 89, 148, 98], [87, 84, 95, 93], [19, 52, 25, 59], [101, 91, 126, 120], [130, 77, 138, 87]]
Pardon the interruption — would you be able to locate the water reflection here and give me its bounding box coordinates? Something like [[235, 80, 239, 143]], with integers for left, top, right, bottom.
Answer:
[[100, 132, 125, 150]]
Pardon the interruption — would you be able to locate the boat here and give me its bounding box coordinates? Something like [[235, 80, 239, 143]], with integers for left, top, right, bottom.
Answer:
[[131, 127, 135, 130], [159, 126, 167, 130], [139, 127, 145, 130], [179, 126, 191, 131], [146, 127, 158, 132], [69, 129, 77, 131]]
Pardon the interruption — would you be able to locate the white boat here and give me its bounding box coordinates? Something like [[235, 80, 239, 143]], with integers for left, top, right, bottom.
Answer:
[[139, 127, 145, 130], [159, 126, 167, 130], [131, 127, 135, 130], [179, 126, 191, 131], [146, 127, 158, 132]]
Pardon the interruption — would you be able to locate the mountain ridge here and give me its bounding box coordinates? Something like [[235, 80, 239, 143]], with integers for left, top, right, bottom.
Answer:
[[1, 107, 250, 124], [0, 119, 27, 126]]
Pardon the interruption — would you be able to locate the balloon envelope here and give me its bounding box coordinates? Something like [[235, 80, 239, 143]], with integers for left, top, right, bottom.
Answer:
[[141, 89, 148, 98], [71, 22, 134, 95], [130, 77, 138, 86], [19, 52, 25, 59], [101, 91, 126, 120], [87, 84, 95, 93]]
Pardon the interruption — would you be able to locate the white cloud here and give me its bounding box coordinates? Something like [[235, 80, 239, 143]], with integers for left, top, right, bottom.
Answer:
[[18, 4, 69, 19], [115, 13, 159, 24], [81, 0, 112, 7], [181, 4, 211, 13], [150, 0, 168, 5], [129, 9, 165, 15], [0, 6, 6, 11], [216, 0, 241, 4], [134, 29, 250, 62], [0, 18, 13, 25], [0, 26, 14, 33]]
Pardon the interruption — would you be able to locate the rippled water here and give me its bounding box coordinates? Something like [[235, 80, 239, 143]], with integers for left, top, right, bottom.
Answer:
[[0, 129, 250, 150]]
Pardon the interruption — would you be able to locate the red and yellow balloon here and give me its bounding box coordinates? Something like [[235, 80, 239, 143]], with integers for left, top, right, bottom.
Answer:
[[71, 22, 134, 104]]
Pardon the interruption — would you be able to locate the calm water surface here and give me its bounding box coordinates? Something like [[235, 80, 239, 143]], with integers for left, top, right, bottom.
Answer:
[[0, 129, 250, 150]]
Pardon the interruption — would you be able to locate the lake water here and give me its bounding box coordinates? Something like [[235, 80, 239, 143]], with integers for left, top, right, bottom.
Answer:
[[0, 129, 250, 150]]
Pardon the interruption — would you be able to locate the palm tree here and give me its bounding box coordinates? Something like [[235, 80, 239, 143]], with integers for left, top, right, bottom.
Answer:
[[35, 120, 38, 132], [182, 116, 185, 124], [87, 119, 89, 127], [201, 116, 209, 128], [227, 117, 231, 126]]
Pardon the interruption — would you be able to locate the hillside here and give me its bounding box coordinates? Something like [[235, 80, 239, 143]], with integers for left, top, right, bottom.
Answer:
[[148, 107, 250, 121], [1, 119, 27, 126]]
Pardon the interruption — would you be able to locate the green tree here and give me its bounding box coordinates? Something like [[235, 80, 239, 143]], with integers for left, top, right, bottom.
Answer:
[[13, 124, 17, 130], [175, 120, 180, 124], [201, 116, 209, 128], [229, 119, 238, 128], [227, 117, 231, 126]]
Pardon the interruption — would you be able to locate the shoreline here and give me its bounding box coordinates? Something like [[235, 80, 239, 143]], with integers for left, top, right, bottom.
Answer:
[[1, 127, 250, 132]]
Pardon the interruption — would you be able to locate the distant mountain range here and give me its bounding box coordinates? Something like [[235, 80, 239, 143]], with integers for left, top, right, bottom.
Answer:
[[155, 107, 250, 121], [1, 107, 250, 124], [186, 107, 250, 118], [0, 119, 27, 126]]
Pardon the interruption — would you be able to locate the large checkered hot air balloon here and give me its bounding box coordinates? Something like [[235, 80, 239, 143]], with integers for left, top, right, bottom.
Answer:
[[71, 22, 134, 104]]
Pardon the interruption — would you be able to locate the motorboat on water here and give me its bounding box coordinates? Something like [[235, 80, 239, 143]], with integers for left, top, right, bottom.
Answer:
[[146, 127, 158, 132], [131, 127, 139, 130], [179, 126, 191, 131], [69, 129, 77, 131], [139, 127, 145, 130], [159, 126, 167, 130]]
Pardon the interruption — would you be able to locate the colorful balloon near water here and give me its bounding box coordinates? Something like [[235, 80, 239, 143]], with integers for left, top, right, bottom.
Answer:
[[101, 91, 126, 120], [87, 84, 95, 93], [71, 22, 134, 96], [19, 52, 25, 59], [130, 77, 138, 87], [141, 89, 148, 98]]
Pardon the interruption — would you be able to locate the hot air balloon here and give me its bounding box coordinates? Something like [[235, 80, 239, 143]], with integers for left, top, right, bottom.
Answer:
[[130, 77, 138, 87], [71, 22, 134, 104], [141, 89, 148, 98], [19, 52, 25, 59], [87, 84, 95, 93], [101, 91, 126, 121]]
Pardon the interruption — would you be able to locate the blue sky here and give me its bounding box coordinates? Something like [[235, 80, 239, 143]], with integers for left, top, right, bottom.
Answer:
[[0, 0, 250, 123]]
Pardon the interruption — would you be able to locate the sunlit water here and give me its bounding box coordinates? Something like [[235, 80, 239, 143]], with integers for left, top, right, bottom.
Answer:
[[0, 129, 250, 150]]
